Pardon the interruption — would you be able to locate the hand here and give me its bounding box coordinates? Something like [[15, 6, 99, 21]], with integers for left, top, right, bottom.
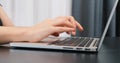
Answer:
[[26, 16, 83, 42]]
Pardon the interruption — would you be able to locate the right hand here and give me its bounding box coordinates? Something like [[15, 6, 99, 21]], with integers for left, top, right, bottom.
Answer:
[[25, 16, 83, 42]]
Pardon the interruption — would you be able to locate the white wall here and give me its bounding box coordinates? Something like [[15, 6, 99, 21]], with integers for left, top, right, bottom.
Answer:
[[0, 0, 13, 21], [0, 0, 72, 37]]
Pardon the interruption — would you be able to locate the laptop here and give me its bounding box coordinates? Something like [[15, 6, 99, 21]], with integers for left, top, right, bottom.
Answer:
[[10, 0, 119, 52]]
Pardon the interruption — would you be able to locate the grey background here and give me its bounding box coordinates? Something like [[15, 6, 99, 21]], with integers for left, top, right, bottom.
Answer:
[[72, 0, 116, 37]]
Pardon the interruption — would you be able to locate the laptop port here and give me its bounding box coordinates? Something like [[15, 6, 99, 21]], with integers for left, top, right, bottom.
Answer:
[[85, 48, 91, 51], [76, 48, 83, 50], [63, 47, 73, 50]]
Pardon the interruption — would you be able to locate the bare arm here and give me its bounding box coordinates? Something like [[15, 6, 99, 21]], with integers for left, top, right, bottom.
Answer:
[[0, 26, 31, 44], [0, 4, 83, 44], [0, 17, 83, 44], [0, 5, 14, 26]]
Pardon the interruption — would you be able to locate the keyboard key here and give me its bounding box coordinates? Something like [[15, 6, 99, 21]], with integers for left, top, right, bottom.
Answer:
[[93, 40, 100, 47], [63, 38, 79, 46], [85, 39, 94, 47], [50, 37, 95, 48], [71, 37, 85, 46], [78, 38, 90, 47]]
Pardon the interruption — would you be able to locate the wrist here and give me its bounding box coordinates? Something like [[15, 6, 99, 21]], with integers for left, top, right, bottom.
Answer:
[[9, 27, 32, 42]]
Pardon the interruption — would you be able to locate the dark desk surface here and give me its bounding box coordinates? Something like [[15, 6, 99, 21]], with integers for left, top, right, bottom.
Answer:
[[0, 37, 120, 63]]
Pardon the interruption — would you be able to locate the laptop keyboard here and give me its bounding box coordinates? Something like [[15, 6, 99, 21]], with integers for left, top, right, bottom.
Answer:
[[50, 37, 99, 47]]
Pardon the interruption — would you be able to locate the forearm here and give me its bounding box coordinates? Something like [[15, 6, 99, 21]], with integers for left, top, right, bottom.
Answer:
[[0, 26, 30, 44], [0, 6, 14, 26]]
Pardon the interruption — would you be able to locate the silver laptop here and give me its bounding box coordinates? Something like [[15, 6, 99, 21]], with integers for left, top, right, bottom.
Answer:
[[10, 0, 118, 52]]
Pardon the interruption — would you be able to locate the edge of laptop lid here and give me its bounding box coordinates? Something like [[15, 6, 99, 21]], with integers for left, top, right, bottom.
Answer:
[[97, 0, 119, 51]]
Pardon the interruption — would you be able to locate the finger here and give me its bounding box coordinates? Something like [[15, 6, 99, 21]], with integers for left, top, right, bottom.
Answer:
[[66, 31, 76, 36], [54, 18, 75, 28], [64, 20, 75, 28], [71, 31, 76, 36], [75, 21, 84, 31], [66, 31, 71, 34], [63, 26, 75, 36], [67, 16, 77, 35], [53, 27, 75, 33], [52, 33, 60, 37], [67, 16, 76, 28]]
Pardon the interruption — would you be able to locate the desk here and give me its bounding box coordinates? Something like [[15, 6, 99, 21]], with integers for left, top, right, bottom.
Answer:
[[0, 37, 120, 63]]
